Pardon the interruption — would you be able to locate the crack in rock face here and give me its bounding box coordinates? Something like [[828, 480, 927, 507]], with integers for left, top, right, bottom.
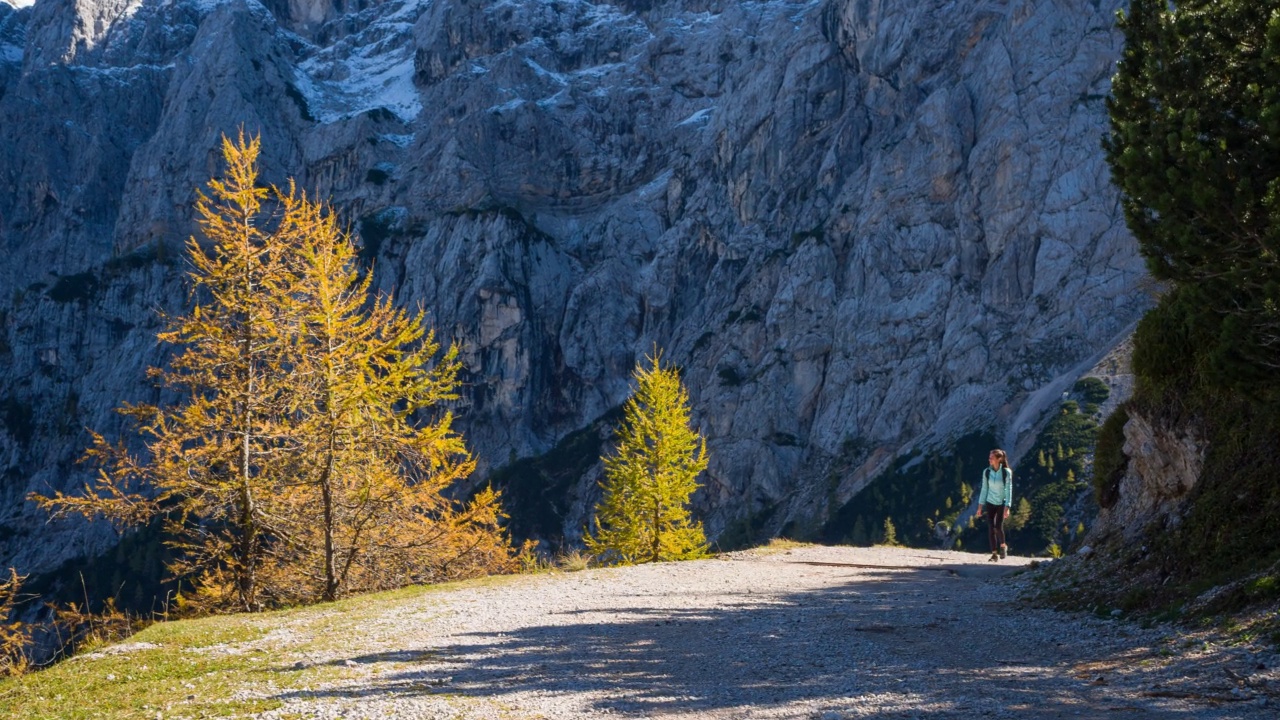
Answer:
[[0, 0, 1147, 574]]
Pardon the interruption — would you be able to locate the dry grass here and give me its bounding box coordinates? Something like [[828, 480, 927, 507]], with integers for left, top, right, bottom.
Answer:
[[554, 550, 592, 572], [752, 538, 814, 556]]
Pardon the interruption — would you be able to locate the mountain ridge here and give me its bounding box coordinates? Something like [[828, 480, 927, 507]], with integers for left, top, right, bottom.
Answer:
[[0, 0, 1147, 578]]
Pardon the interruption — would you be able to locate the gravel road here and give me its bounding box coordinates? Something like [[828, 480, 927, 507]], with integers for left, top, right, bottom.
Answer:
[[253, 545, 1280, 719]]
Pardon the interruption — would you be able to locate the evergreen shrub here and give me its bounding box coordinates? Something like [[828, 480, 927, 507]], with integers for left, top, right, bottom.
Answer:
[[1072, 377, 1111, 406], [1092, 405, 1130, 510]]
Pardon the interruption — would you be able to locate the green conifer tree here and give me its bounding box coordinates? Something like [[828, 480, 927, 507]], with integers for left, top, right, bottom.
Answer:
[[1006, 497, 1033, 532], [880, 517, 899, 546], [586, 351, 709, 564], [1106, 0, 1280, 379]]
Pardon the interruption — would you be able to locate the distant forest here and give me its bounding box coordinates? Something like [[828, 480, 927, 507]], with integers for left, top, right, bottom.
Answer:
[[825, 377, 1109, 557]]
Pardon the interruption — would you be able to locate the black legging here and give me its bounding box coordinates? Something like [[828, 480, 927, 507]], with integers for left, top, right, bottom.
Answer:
[[984, 503, 1006, 552]]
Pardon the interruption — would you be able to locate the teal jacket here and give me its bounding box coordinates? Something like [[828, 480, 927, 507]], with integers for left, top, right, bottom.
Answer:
[[978, 466, 1013, 507]]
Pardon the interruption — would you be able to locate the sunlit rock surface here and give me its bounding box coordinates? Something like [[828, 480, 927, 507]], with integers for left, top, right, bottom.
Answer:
[[0, 0, 1146, 573]]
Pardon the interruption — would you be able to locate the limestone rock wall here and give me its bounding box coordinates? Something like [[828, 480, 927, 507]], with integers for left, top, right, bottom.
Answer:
[[1090, 409, 1206, 545], [0, 0, 1148, 573]]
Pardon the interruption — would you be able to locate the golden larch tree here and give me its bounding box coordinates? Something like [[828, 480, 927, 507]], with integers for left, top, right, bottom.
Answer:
[[36, 132, 297, 611], [587, 351, 709, 564], [281, 192, 514, 601], [36, 132, 515, 611]]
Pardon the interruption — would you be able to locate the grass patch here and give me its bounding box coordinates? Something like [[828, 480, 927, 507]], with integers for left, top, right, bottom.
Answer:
[[0, 574, 528, 718], [1244, 576, 1280, 602], [0, 617, 281, 718], [752, 538, 813, 555], [554, 550, 591, 572]]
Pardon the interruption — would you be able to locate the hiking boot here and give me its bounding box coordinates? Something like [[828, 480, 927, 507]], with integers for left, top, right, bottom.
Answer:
[[999, 544, 1008, 559]]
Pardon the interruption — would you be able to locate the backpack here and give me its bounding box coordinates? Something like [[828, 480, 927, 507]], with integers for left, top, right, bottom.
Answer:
[[984, 466, 1011, 502]]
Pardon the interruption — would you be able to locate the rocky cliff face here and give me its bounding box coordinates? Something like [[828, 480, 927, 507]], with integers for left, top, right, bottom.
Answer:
[[1089, 409, 1205, 546], [0, 0, 1147, 574]]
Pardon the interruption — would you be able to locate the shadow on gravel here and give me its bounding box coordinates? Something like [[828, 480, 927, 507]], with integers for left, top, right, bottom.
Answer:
[[270, 561, 1221, 718]]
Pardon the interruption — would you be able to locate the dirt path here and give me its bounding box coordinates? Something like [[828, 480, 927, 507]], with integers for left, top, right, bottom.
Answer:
[[253, 546, 1278, 719]]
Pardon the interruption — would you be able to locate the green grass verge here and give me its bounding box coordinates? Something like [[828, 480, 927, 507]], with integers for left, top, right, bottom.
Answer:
[[0, 574, 524, 719], [0, 615, 281, 719]]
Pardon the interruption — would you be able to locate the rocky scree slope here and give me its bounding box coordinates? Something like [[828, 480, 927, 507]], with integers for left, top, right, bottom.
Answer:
[[0, 0, 1147, 577]]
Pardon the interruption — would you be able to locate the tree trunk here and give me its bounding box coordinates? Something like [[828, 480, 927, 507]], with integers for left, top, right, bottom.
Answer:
[[239, 424, 258, 612], [321, 432, 338, 602], [237, 219, 259, 612], [651, 496, 661, 563], [321, 325, 340, 602]]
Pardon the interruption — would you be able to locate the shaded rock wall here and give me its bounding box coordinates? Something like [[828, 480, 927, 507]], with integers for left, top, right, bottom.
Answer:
[[0, 0, 1148, 573], [1090, 409, 1205, 546]]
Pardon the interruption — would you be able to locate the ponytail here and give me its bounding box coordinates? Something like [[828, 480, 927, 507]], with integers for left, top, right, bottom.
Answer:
[[990, 448, 1011, 476]]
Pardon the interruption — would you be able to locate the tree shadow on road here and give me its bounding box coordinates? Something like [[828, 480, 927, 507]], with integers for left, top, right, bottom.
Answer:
[[271, 563, 1221, 718]]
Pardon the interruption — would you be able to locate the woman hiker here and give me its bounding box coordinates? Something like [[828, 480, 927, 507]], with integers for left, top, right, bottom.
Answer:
[[979, 449, 1013, 561]]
